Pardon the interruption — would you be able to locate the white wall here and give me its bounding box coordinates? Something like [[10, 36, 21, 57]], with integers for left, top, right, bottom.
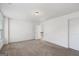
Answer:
[[42, 16, 68, 48], [69, 18, 79, 51], [4, 19, 35, 43], [40, 11, 79, 49]]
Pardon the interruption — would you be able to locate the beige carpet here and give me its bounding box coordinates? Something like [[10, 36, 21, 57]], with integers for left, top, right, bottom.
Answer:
[[0, 39, 79, 56]]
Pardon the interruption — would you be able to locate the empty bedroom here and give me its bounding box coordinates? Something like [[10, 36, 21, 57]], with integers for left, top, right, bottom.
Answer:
[[0, 3, 79, 56]]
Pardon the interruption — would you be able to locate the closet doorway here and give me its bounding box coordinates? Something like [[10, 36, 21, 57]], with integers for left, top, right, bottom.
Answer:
[[69, 18, 79, 51]]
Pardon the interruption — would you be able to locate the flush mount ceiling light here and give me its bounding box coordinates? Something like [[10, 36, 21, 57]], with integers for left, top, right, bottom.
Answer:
[[32, 10, 41, 16], [34, 11, 40, 16]]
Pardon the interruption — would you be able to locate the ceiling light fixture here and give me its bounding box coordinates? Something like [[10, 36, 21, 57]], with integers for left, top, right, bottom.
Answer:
[[34, 11, 40, 15], [32, 10, 40, 16]]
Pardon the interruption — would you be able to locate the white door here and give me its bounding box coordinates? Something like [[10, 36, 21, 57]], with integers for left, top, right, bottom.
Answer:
[[35, 24, 43, 39], [69, 18, 79, 51]]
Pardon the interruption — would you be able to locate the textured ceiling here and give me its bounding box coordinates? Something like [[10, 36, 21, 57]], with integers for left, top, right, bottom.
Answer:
[[0, 3, 79, 22]]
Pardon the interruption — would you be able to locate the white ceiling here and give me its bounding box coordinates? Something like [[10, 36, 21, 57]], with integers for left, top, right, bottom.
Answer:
[[0, 3, 79, 22]]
